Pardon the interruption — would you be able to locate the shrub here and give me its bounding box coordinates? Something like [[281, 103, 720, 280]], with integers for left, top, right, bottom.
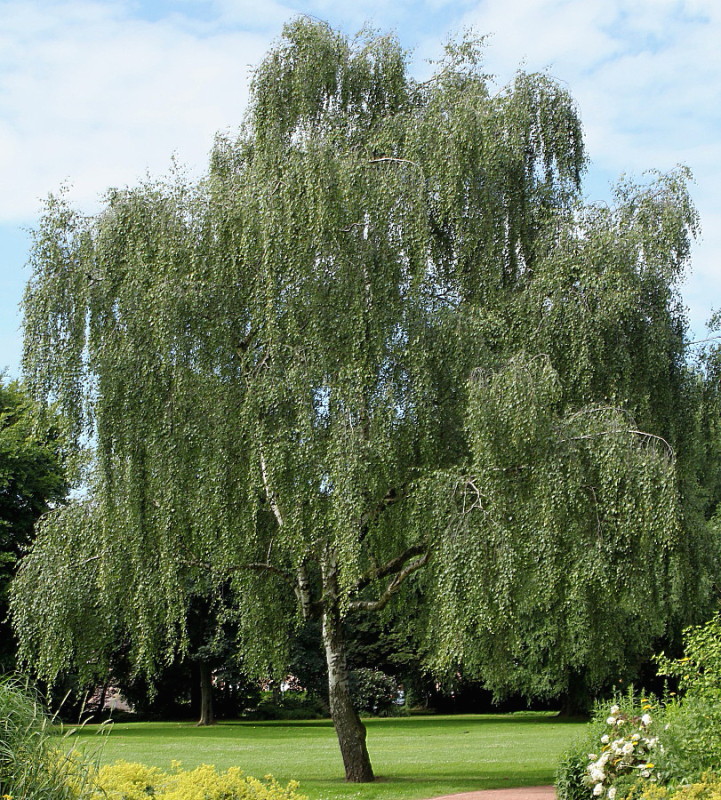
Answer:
[[556, 692, 660, 800], [349, 668, 403, 716], [651, 695, 721, 785], [94, 761, 307, 800], [652, 613, 721, 786], [556, 740, 596, 800], [629, 773, 721, 800], [656, 614, 721, 701], [559, 614, 721, 800], [249, 690, 326, 720]]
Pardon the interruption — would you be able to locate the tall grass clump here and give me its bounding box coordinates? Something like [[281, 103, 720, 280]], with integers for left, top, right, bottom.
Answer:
[[0, 677, 96, 799]]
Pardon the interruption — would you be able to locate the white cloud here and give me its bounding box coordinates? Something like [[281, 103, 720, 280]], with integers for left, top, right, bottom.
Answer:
[[450, 0, 721, 336], [0, 0, 274, 221]]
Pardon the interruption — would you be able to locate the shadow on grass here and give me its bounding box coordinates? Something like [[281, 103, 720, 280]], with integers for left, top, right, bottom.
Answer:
[[82, 712, 579, 738]]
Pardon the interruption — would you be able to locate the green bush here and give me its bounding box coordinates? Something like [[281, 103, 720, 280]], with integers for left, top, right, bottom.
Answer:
[[652, 614, 721, 786], [349, 668, 403, 716], [559, 615, 721, 800], [656, 614, 721, 701], [556, 740, 595, 800], [0, 677, 96, 799], [652, 695, 721, 785], [249, 690, 326, 720]]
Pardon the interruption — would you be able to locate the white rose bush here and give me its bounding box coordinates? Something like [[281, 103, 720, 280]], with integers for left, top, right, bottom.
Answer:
[[558, 621, 721, 800], [583, 702, 660, 799]]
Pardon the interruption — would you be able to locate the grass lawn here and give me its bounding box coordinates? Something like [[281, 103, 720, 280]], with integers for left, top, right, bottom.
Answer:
[[71, 712, 585, 800]]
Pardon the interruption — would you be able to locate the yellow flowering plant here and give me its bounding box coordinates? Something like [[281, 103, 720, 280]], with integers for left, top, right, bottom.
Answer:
[[92, 761, 306, 800]]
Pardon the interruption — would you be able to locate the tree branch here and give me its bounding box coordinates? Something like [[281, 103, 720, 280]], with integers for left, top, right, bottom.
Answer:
[[259, 446, 285, 528], [356, 542, 428, 592], [349, 550, 430, 613], [368, 157, 420, 167], [295, 561, 319, 620], [685, 335, 721, 347], [563, 428, 673, 457], [181, 554, 297, 589], [68, 554, 103, 569], [243, 561, 295, 584]]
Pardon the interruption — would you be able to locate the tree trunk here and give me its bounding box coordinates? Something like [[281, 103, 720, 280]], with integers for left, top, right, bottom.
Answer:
[[322, 601, 374, 782], [196, 661, 215, 726], [95, 682, 108, 714], [558, 670, 591, 718]]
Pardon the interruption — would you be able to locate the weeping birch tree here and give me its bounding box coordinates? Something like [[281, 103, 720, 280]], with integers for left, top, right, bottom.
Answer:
[[13, 19, 717, 782]]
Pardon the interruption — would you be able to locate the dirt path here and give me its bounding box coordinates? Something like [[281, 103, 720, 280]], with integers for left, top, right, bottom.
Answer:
[[430, 786, 555, 800]]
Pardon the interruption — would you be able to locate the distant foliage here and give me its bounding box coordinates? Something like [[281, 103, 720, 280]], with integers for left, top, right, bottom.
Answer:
[[0, 378, 70, 671], [349, 668, 402, 716]]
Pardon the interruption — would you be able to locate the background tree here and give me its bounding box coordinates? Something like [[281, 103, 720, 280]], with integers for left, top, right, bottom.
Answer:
[[0, 378, 69, 672], [13, 18, 716, 782]]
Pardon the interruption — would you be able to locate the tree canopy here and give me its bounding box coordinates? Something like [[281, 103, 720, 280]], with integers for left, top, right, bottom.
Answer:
[[13, 19, 717, 781]]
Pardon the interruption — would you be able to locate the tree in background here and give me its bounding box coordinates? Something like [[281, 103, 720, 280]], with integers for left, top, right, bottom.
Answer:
[[12, 19, 717, 782], [0, 379, 69, 671]]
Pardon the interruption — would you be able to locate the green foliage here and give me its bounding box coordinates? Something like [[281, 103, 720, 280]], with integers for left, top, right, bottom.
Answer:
[[629, 774, 721, 800], [651, 695, 721, 785], [424, 354, 697, 699], [0, 678, 96, 799], [556, 742, 596, 800], [649, 614, 721, 785], [349, 668, 402, 716], [250, 691, 326, 720], [0, 378, 70, 671], [557, 679, 721, 798], [656, 613, 721, 700], [556, 691, 658, 800]]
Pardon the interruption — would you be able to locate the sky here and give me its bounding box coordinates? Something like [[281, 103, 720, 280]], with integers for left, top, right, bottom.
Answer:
[[1, 0, 720, 378]]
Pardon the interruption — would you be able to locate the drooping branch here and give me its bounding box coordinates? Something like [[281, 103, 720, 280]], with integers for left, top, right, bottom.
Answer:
[[180, 553, 296, 590], [243, 561, 296, 584], [566, 406, 636, 424], [368, 156, 420, 167], [68, 554, 104, 569], [685, 335, 721, 347], [563, 428, 674, 457]]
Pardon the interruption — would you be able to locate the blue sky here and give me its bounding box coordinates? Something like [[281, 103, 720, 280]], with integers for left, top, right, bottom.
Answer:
[[1, 0, 720, 378]]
